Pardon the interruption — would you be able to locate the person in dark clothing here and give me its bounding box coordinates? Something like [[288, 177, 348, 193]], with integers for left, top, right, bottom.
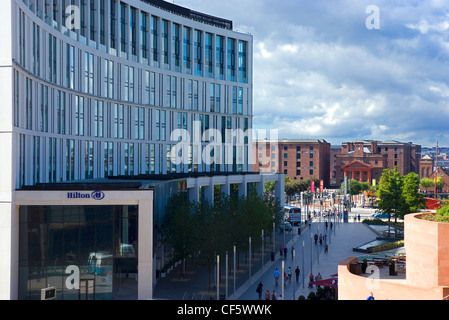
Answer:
[[295, 266, 300, 282]]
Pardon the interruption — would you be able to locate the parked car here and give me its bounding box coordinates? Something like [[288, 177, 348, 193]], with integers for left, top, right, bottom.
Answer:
[[373, 212, 394, 219]]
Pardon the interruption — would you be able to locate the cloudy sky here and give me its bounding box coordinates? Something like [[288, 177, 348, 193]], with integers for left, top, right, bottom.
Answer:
[[174, 0, 449, 147]]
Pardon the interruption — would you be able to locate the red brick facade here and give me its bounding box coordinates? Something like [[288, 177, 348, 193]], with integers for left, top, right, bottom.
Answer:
[[334, 140, 421, 187], [253, 139, 331, 187]]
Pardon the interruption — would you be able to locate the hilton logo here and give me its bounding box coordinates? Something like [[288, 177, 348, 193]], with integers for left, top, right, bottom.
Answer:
[[67, 191, 105, 200]]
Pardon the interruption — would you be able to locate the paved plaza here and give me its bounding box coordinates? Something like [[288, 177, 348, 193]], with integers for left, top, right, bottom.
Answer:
[[153, 207, 381, 300]]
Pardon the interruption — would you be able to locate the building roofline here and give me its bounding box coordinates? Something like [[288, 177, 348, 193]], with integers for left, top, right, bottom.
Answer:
[[140, 0, 233, 30]]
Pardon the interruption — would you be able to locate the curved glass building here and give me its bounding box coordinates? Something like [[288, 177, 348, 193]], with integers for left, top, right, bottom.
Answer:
[[0, 0, 283, 300]]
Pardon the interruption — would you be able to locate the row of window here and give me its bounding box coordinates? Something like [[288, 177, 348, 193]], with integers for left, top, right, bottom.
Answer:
[[14, 71, 250, 139], [19, 0, 249, 83], [17, 134, 251, 187], [19, 13, 251, 115]]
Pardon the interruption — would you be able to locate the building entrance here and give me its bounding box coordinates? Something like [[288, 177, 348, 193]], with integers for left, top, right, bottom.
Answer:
[[18, 205, 138, 300]]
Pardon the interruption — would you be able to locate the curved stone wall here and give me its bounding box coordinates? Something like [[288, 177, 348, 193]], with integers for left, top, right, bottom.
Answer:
[[338, 213, 449, 300]]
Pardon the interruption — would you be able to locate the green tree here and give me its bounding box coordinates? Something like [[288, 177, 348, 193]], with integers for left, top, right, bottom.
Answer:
[[162, 192, 197, 276], [402, 172, 426, 212], [419, 177, 434, 189], [376, 168, 409, 237]]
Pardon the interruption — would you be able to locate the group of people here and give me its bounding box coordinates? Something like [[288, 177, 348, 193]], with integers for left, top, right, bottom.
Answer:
[[313, 233, 329, 253], [308, 272, 323, 288], [255, 265, 302, 300]]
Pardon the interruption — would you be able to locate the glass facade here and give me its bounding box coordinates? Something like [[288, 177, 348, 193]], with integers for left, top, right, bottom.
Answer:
[[19, 205, 138, 300]]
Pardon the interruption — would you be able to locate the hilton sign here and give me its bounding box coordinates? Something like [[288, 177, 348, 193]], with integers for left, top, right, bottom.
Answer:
[[67, 191, 105, 200]]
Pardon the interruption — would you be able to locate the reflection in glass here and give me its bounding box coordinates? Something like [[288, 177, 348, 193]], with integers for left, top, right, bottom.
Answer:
[[19, 205, 138, 300]]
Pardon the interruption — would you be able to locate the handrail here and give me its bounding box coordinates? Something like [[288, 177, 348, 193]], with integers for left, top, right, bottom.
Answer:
[[442, 294, 449, 300]]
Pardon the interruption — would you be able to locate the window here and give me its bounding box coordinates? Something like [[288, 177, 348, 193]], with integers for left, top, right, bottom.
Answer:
[[130, 7, 137, 56], [85, 140, 94, 179], [94, 100, 104, 137], [84, 52, 94, 94], [33, 136, 40, 184], [215, 84, 221, 113], [193, 80, 198, 110], [75, 96, 84, 136], [216, 35, 224, 80], [110, 0, 117, 49], [49, 138, 57, 183], [40, 85, 48, 132], [238, 40, 247, 83], [183, 26, 191, 73], [210, 83, 215, 112], [284, 153, 288, 159], [26, 78, 32, 130], [227, 38, 236, 81], [67, 44, 75, 89], [123, 65, 134, 102], [114, 104, 124, 139], [161, 20, 169, 68], [103, 59, 114, 99], [232, 86, 237, 114], [119, 2, 127, 53], [104, 142, 114, 177], [172, 23, 180, 72], [194, 30, 202, 76], [66, 139, 75, 181], [205, 33, 213, 78], [238, 87, 243, 115], [151, 16, 158, 67], [33, 23, 40, 76], [48, 34, 57, 83], [156, 109, 166, 141], [56, 90, 66, 134], [140, 12, 148, 59], [296, 170, 301, 176], [134, 106, 144, 140], [100, 0, 106, 45]]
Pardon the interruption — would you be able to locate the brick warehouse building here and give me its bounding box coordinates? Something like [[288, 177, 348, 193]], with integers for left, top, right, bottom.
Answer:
[[253, 139, 331, 187], [334, 140, 421, 187]]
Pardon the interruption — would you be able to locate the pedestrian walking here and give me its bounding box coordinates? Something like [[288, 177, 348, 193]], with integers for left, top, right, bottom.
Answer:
[[256, 281, 263, 300], [283, 247, 287, 258], [366, 292, 375, 300], [291, 246, 294, 260], [308, 273, 314, 288], [358, 214, 361, 222], [314, 233, 318, 244], [264, 290, 270, 300], [325, 243, 328, 253], [287, 267, 292, 281], [295, 266, 300, 282], [274, 268, 280, 286], [271, 290, 277, 300], [319, 234, 323, 245]]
